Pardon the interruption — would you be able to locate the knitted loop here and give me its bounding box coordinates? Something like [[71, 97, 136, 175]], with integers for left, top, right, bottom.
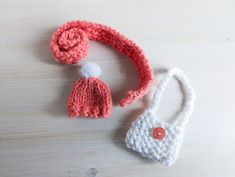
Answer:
[[50, 20, 154, 107], [150, 68, 195, 127]]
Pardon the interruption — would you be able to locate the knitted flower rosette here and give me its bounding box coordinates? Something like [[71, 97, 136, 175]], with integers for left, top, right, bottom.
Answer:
[[125, 68, 195, 166], [50, 20, 154, 118]]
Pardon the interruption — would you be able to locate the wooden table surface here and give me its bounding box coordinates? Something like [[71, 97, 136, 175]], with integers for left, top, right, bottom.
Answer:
[[1, 0, 235, 176]]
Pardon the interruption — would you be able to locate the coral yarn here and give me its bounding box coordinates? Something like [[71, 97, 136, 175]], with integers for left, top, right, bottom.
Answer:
[[50, 20, 153, 108], [68, 78, 112, 118]]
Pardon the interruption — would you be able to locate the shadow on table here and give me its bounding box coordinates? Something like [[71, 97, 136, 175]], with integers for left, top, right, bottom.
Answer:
[[35, 28, 56, 65]]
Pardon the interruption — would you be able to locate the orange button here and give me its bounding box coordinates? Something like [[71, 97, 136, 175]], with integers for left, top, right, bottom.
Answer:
[[152, 127, 166, 140]]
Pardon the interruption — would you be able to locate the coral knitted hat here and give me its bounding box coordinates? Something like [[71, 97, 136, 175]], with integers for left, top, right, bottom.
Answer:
[[67, 61, 112, 118], [50, 20, 153, 118]]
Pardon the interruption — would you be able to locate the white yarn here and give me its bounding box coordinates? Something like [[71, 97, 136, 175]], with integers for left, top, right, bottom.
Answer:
[[80, 61, 102, 78], [125, 67, 195, 166]]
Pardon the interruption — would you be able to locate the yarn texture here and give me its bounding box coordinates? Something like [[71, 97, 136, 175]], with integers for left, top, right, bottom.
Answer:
[[68, 79, 112, 118], [50, 20, 153, 108], [67, 61, 112, 118], [125, 68, 195, 166]]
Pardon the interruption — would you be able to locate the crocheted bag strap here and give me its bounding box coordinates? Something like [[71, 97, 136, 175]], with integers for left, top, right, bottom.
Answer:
[[50, 20, 153, 107], [149, 68, 195, 127]]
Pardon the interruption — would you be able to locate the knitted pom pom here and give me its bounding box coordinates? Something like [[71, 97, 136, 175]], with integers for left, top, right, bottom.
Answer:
[[80, 61, 102, 78]]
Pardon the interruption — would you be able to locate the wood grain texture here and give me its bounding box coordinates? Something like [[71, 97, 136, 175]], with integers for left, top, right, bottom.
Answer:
[[0, 0, 235, 176]]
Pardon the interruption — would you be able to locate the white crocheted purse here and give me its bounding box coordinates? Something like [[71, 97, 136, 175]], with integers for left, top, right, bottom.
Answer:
[[125, 68, 195, 166]]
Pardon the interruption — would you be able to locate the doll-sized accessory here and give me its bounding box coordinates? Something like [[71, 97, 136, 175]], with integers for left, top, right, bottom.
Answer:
[[50, 20, 153, 118], [69, 61, 112, 118], [125, 67, 195, 166]]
